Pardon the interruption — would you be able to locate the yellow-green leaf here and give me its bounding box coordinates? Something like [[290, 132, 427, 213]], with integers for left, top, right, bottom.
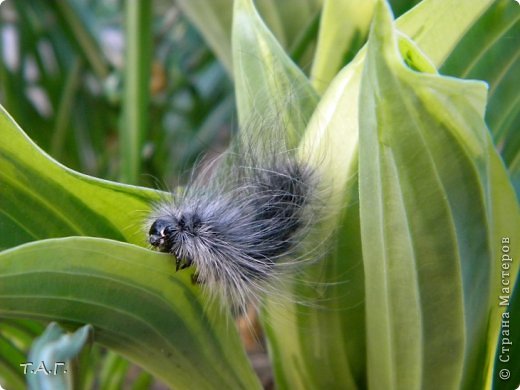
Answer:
[[0, 105, 160, 249], [359, 2, 518, 388], [232, 0, 318, 146]]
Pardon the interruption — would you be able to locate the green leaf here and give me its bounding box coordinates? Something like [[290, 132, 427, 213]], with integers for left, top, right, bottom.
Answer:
[[255, 0, 323, 50], [439, 0, 520, 189], [120, 1, 152, 184], [395, 0, 494, 67], [485, 149, 520, 388], [310, 0, 376, 93], [230, 2, 365, 388], [231, 0, 367, 388], [176, 0, 323, 76], [246, 0, 518, 388], [0, 237, 261, 389], [0, 322, 28, 389], [359, 2, 518, 389], [258, 4, 448, 389], [301, 0, 498, 84], [232, 0, 319, 146], [27, 322, 92, 390], [97, 351, 130, 390], [262, 182, 365, 390], [0, 105, 160, 250], [261, 23, 368, 390], [0, 105, 260, 388]]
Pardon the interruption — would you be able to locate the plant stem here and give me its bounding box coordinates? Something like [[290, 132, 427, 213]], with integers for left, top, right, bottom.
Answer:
[[120, 0, 152, 184]]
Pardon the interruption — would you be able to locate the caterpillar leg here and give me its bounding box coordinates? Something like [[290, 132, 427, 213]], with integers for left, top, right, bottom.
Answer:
[[175, 256, 192, 271], [191, 272, 201, 285]]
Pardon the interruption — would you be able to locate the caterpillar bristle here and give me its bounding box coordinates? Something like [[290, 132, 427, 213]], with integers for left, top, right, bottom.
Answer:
[[147, 117, 327, 314]]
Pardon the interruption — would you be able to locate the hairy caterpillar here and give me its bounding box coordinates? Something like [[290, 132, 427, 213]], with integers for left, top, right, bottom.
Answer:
[[147, 119, 326, 314]]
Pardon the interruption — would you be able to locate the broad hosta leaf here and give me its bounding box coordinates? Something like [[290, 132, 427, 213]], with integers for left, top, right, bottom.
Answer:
[[262, 29, 369, 390], [231, 1, 365, 388], [254, 0, 322, 50], [0, 105, 160, 250], [256, 0, 508, 388], [395, 0, 493, 67], [232, 0, 318, 146], [232, 0, 519, 389], [177, 0, 322, 76], [359, 2, 518, 389], [0, 237, 261, 389], [310, 0, 376, 93], [0, 105, 260, 388], [261, 181, 365, 389]]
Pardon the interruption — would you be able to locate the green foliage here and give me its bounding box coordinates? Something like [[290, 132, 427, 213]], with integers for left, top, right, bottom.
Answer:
[[361, 4, 502, 387], [0, 0, 518, 389], [0, 0, 234, 186], [0, 238, 260, 389], [439, 0, 520, 194]]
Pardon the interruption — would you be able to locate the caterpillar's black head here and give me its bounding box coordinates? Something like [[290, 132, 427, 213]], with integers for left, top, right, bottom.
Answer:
[[148, 213, 202, 266], [148, 218, 175, 252]]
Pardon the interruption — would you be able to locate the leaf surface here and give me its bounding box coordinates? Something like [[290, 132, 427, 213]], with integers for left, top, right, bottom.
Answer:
[[232, 0, 318, 146], [0, 105, 160, 250], [359, 2, 518, 388], [0, 237, 261, 389]]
